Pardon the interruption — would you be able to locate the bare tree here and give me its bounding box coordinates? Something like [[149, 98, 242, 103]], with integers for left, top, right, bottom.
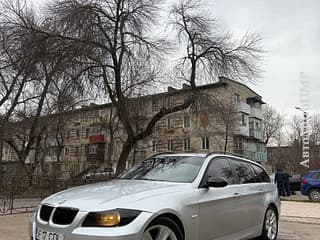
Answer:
[[0, 0, 40, 179], [1, 0, 87, 184], [287, 115, 303, 145], [262, 104, 284, 145], [310, 113, 320, 145], [170, 0, 262, 85], [42, 0, 263, 174]]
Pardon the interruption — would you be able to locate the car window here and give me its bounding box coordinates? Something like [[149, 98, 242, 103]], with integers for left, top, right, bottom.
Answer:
[[230, 159, 256, 184], [309, 172, 320, 179], [251, 163, 271, 183], [119, 156, 205, 183], [204, 157, 235, 185]]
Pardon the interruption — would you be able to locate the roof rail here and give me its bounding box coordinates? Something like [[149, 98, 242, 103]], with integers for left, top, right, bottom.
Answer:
[[205, 151, 243, 158], [148, 152, 176, 158]]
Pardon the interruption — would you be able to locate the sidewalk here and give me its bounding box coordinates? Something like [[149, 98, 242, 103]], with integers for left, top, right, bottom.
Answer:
[[280, 200, 320, 224], [0, 213, 31, 240]]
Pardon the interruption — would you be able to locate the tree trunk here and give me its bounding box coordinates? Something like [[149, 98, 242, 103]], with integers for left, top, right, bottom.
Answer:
[[26, 170, 33, 187], [116, 141, 133, 176], [0, 123, 5, 181], [106, 142, 114, 165]]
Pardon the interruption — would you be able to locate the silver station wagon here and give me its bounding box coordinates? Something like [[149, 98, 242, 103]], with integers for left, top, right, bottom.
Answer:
[[29, 153, 280, 240]]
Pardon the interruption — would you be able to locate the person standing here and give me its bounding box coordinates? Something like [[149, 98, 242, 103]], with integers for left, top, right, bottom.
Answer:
[[275, 169, 285, 196], [283, 171, 291, 196]]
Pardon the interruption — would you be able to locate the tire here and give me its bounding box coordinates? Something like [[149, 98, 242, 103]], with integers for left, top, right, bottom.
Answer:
[[308, 189, 320, 201], [142, 217, 184, 240], [258, 206, 278, 240]]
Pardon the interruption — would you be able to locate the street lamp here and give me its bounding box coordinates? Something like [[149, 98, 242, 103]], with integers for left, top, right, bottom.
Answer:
[[295, 106, 310, 168]]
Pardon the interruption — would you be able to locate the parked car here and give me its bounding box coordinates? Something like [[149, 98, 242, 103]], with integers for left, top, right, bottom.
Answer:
[[301, 170, 320, 201], [289, 174, 302, 193], [29, 153, 280, 240], [84, 166, 115, 180]]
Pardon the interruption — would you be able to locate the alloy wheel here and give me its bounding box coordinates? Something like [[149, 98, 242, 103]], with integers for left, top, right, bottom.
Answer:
[[265, 209, 278, 240], [142, 225, 178, 240], [309, 190, 320, 201]]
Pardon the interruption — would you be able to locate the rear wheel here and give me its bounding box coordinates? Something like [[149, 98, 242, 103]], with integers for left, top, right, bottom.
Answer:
[[308, 189, 320, 201], [142, 217, 184, 240], [258, 206, 278, 240]]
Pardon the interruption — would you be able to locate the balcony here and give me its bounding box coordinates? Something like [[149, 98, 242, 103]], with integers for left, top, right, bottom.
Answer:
[[89, 135, 105, 143], [236, 102, 251, 114], [250, 108, 263, 120], [235, 126, 249, 137], [249, 129, 263, 140], [235, 150, 267, 162]]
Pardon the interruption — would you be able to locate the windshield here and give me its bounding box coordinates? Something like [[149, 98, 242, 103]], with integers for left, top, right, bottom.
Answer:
[[119, 156, 205, 183]]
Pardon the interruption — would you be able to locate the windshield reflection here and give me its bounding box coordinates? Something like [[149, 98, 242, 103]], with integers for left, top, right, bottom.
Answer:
[[119, 156, 205, 183]]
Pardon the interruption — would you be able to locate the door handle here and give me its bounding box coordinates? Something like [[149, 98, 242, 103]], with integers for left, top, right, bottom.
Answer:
[[233, 192, 241, 199]]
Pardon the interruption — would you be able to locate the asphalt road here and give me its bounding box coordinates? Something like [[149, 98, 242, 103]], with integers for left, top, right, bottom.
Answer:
[[278, 221, 320, 240], [0, 213, 319, 240]]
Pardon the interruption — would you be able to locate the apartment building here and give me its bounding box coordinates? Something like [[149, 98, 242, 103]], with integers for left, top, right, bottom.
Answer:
[[1, 77, 267, 177]]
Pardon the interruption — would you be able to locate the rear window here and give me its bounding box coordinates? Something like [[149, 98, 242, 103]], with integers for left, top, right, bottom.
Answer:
[[230, 159, 256, 184], [309, 172, 320, 179], [251, 164, 270, 183]]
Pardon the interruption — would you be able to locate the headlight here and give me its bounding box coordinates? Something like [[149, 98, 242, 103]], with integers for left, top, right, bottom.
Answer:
[[82, 209, 141, 227]]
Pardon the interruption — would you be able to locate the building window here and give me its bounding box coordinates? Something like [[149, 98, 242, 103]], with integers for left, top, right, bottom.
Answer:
[[167, 117, 172, 129], [152, 140, 157, 152], [256, 122, 260, 130], [64, 147, 69, 156], [167, 139, 174, 151], [183, 114, 190, 128], [201, 137, 209, 150], [234, 137, 243, 150], [66, 131, 70, 139], [75, 146, 79, 156], [241, 114, 247, 126], [86, 128, 90, 138], [152, 100, 158, 112], [183, 138, 191, 151], [166, 96, 172, 108], [76, 130, 80, 139], [234, 93, 240, 103], [89, 144, 98, 154]]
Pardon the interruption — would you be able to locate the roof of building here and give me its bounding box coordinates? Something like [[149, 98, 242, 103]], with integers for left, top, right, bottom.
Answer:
[[74, 76, 263, 113]]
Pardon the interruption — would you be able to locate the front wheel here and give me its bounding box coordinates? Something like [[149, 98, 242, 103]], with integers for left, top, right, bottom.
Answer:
[[142, 217, 184, 240], [258, 206, 278, 240], [308, 189, 320, 201]]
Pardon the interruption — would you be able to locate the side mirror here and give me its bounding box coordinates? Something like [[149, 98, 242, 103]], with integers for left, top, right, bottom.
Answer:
[[206, 176, 228, 188]]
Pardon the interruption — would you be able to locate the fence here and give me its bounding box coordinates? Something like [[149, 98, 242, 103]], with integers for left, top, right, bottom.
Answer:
[[0, 174, 113, 215]]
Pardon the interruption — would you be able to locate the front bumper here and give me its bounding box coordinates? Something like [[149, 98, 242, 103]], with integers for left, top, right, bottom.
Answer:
[[29, 210, 154, 240]]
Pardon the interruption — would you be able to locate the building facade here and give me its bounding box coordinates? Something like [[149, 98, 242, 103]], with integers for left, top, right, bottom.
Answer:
[[1, 77, 267, 178]]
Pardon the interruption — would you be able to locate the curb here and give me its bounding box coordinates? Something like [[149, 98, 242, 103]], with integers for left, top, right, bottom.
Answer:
[[280, 216, 320, 225]]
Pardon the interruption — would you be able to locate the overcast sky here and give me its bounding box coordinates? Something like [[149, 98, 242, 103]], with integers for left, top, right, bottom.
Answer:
[[33, 0, 320, 116], [211, 0, 320, 116]]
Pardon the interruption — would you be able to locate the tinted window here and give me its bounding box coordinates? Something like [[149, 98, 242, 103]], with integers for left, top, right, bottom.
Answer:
[[204, 158, 235, 185], [120, 156, 205, 183], [251, 164, 271, 183], [231, 159, 256, 184], [309, 172, 320, 179]]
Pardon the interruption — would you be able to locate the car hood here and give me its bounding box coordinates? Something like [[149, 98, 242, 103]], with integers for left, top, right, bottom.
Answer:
[[42, 179, 188, 211]]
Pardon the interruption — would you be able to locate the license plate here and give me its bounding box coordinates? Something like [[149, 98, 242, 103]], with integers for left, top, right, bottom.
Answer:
[[36, 227, 64, 240]]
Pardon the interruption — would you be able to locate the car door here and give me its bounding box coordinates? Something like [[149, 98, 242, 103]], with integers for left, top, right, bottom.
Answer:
[[198, 157, 244, 240], [229, 159, 266, 236]]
